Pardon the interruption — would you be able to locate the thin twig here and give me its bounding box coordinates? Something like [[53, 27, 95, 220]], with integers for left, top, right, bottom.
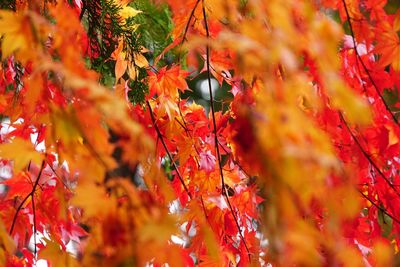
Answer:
[[178, 0, 201, 60], [146, 101, 192, 199], [174, 108, 201, 167], [200, 196, 209, 220], [9, 161, 45, 235], [339, 112, 400, 199], [45, 161, 73, 192], [218, 140, 252, 180], [32, 188, 37, 255], [341, 0, 399, 125], [201, 1, 251, 260], [358, 190, 400, 225]]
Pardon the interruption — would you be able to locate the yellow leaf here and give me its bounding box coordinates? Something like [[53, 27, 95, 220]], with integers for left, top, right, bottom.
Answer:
[[119, 6, 141, 20], [39, 60, 154, 164], [39, 239, 77, 267], [0, 11, 31, 60], [331, 80, 371, 125], [139, 214, 178, 243], [372, 241, 393, 266], [127, 63, 137, 80], [0, 221, 15, 266], [0, 11, 21, 34], [24, 74, 43, 115], [50, 105, 83, 148], [133, 52, 149, 68], [71, 182, 116, 218], [115, 54, 128, 81], [387, 124, 400, 146], [0, 138, 43, 173]]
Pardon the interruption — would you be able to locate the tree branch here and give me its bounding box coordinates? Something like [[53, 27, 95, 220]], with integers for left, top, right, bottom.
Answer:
[[201, 1, 251, 260], [341, 0, 399, 126], [9, 161, 45, 237], [358, 190, 400, 225], [339, 112, 400, 199], [146, 100, 192, 199]]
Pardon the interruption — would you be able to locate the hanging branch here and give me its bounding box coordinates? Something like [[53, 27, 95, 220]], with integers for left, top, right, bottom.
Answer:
[[181, 0, 201, 45], [146, 100, 192, 199], [339, 112, 400, 199], [9, 161, 46, 237], [31, 186, 37, 255], [358, 190, 400, 225], [201, 1, 251, 260], [175, 0, 201, 62], [341, 0, 399, 125]]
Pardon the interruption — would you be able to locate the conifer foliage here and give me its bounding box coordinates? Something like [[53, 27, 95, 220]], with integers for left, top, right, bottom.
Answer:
[[0, 0, 400, 266]]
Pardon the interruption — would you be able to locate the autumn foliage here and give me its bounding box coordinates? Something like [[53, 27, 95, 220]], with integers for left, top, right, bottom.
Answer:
[[0, 0, 400, 266]]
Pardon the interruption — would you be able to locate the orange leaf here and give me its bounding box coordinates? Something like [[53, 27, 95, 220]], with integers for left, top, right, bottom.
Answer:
[[71, 182, 116, 218], [115, 54, 128, 81], [148, 65, 189, 98], [375, 30, 400, 71], [0, 138, 43, 173]]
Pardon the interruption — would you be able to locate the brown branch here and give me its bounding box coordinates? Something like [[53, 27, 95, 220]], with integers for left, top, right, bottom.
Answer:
[[174, 106, 201, 168], [146, 101, 192, 199], [339, 112, 400, 199], [358, 190, 400, 225], [341, 0, 399, 126], [218, 140, 252, 180], [9, 161, 45, 236], [201, 1, 251, 260], [45, 161, 73, 192], [201, 0, 225, 203], [182, 0, 201, 41], [179, 0, 201, 49], [200, 196, 209, 220], [31, 186, 37, 255]]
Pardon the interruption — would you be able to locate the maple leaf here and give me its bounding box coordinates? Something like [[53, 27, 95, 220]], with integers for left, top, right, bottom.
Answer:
[[200, 49, 234, 84], [174, 135, 196, 164], [0, 138, 43, 173], [4, 0, 400, 265], [375, 28, 400, 71], [148, 65, 189, 98], [0, 11, 32, 60], [0, 221, 15, 266], [199, 150, 216, 174], [139, 214, 178, 243], [2, 171, 34, 199], [39, 239, 78, 267], [167, 0, 203, 41], [71, 182, 117, 219]]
